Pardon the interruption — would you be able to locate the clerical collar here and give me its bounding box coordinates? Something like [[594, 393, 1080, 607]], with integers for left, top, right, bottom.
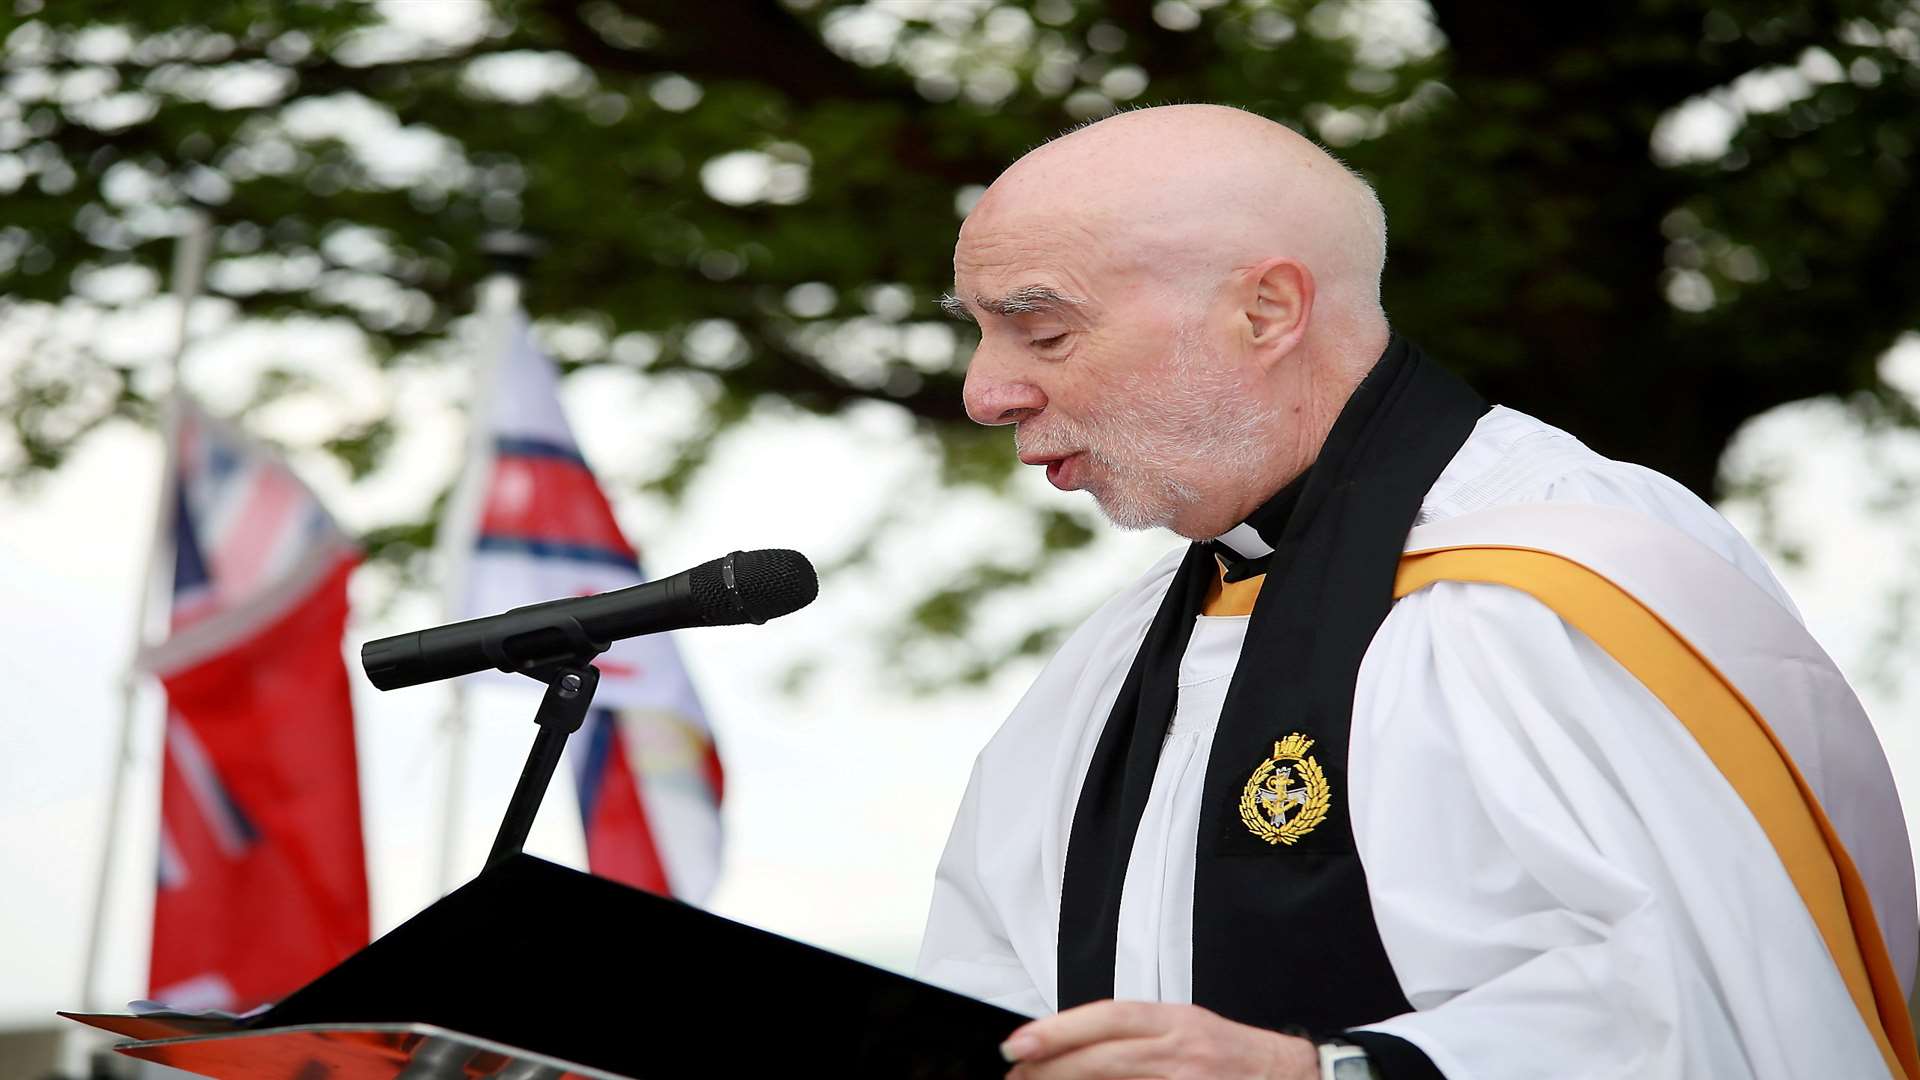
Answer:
[[1213, 523, 1271, 560], [1206, 471, 1308, 583]]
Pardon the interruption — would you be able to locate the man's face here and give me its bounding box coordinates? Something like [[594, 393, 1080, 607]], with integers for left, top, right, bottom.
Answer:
[[951, 218, 1273, 536]]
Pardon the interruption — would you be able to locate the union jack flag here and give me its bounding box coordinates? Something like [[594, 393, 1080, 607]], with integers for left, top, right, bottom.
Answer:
[[142, 398, 369, 1011], [452, 314, 723, 901]]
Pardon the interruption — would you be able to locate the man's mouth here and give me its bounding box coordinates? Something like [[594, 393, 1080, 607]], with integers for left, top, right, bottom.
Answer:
[[1020, 450, 1082, 490]]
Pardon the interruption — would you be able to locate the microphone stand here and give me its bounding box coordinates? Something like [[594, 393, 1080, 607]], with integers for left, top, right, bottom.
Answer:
[[486, 654, 603, 871]]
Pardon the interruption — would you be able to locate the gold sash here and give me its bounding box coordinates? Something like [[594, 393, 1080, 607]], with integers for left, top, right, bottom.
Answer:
[[1396, 547, 1918, 1080]]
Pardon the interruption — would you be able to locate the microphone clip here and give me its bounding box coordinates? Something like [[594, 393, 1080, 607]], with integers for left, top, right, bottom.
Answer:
[[481, 613, 612, 681]]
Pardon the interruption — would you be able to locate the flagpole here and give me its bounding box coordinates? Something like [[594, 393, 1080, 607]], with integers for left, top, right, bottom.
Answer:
[[432, 235, 533, 895], [80, 208, 212, 1011]]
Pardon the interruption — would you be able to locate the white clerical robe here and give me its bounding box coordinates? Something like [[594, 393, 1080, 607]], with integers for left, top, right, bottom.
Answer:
[[916, 406, 1916, 1078]]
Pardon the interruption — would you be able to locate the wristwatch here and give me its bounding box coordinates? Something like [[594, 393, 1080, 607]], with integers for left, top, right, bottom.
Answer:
[[1318, 1040, 1377, 1080]]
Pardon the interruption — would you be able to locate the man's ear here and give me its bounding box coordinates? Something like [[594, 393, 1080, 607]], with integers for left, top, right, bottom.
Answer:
[[1243, 258, 1314, 370]]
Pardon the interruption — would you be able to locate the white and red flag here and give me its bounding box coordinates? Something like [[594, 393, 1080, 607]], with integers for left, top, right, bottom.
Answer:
[[140, 397, 369, 1011], [451, 313, 723, 901]]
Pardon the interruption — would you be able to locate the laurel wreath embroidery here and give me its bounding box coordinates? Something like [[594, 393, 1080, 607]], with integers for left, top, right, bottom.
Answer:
[[1239, 732, 1332, 845]]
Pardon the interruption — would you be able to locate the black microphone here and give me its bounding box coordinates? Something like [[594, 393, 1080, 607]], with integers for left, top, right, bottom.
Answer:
[[361, 549, 817, 691]]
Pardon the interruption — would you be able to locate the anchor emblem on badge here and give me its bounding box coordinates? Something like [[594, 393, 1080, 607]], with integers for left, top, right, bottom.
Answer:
[[1239, 732, 1331, 845]]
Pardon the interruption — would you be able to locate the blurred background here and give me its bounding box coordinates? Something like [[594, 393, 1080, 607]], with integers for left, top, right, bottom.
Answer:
[[4, 0, 1920, 1075]]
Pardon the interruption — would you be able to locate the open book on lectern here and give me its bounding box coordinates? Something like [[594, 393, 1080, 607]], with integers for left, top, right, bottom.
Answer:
[[67, 852, 1024, 1079]]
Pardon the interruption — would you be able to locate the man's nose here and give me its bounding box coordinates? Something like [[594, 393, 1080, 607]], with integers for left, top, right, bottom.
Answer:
[[962, 343, 1047, 426]]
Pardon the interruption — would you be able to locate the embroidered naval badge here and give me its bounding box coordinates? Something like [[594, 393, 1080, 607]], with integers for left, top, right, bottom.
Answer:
[[1239, 732, 1331, 845]]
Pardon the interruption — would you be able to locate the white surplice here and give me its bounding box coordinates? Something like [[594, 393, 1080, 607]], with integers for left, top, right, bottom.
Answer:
[[916, 406, 1916, 1079]]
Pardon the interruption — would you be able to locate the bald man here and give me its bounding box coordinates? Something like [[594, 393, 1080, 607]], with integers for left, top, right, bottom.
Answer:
[[917, 106, 1917, 1080]]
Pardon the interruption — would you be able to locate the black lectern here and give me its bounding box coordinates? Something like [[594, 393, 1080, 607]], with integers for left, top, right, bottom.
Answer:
[[67, 852, 1023, 1077]]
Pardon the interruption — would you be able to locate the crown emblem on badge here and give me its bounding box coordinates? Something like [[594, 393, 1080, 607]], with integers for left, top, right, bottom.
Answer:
[[1239, 732, 1331, 845]]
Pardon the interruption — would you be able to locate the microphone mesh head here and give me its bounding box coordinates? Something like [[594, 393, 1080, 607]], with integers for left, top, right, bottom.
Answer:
[[688, 549, 819, 626]]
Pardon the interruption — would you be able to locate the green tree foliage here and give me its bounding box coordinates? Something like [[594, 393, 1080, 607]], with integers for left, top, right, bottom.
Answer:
[[3, 0, 1917, 679]]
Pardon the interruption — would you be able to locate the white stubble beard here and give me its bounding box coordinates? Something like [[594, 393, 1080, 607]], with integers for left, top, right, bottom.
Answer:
[[1027, 318, 1281, 535]]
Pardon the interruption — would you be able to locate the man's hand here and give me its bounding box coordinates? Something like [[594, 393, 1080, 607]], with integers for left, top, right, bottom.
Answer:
[[999, 1000, 1319, 1079]]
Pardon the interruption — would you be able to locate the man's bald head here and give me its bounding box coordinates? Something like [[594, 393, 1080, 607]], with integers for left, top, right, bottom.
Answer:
[[960, 104, 1388, 333]]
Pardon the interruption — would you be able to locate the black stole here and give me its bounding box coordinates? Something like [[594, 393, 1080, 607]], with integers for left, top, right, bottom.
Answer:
[[1056, 335, 1487, 1035]]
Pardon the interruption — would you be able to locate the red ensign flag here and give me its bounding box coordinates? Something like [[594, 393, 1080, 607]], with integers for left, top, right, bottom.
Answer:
[[142, 399, 369, 1010]]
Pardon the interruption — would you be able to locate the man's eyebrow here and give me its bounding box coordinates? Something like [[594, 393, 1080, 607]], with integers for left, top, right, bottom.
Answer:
[[936, 292, 976, 323], [937, 285, 1088, 322]]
